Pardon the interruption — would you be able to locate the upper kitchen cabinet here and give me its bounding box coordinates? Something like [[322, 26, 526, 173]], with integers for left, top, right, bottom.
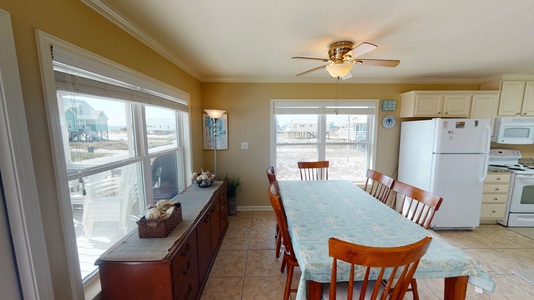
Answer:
[[400, 91, 472, 118], [470, 92, 500, 135], [498, 80, 534, 116]]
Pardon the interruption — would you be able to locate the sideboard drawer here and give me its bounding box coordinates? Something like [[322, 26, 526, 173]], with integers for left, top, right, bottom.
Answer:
[[171, 233, 197, 279]]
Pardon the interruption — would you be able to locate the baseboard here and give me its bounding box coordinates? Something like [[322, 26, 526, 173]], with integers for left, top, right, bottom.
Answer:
[[237, 206, 272, 211]]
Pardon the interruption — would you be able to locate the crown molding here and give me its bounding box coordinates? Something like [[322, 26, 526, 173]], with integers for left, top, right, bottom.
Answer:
[[202, 76, 486, 85], [81, 0, 202, 80]]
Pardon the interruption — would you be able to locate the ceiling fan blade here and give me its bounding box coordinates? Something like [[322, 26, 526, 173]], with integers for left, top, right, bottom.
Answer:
[[355, 59, 400, 67], [292, 56, 330, 62], [350, 42, 377, 58], [296, 65, 328, 76]]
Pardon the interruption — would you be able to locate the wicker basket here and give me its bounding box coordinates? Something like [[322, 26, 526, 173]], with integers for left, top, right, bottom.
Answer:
[[137, 203, 182, 238]]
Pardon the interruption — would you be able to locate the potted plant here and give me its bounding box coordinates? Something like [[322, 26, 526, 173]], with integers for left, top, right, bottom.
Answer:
[[224, 174, 241, 215]]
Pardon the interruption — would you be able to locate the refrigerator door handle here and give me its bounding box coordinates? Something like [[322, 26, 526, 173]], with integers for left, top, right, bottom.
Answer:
[[479, 154, 489, 183], [484, 123, 492, 150]]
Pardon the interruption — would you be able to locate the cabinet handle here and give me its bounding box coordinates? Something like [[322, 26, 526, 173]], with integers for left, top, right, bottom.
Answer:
[[495, 188, 500, 191], [493, 198, 498, 201], [492, 210, 496, 213], [181, 244, 191, 256], [183, 260, 193, 275], [184, 284, 193, 300], [444, 112, 448, 115], [496, 178, 501, 181]]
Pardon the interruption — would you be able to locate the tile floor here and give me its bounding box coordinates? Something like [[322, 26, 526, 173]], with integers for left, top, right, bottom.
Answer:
[[201, 211, 534, 299]]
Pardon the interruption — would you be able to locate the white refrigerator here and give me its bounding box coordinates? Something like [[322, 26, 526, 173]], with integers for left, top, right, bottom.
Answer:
[[398, 118, 491, 229]]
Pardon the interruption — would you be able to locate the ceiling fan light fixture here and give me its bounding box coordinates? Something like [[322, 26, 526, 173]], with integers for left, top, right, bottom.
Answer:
[[326, 63, 353, 78]]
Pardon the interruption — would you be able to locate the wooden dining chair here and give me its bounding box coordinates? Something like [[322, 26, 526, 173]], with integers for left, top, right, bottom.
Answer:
[[268, 181, 299, 300], [324, 236, 432, 300], [267, 165, 276, 184], [298, 161, 329, 180], [391, 180, 443, 300], [266, 166, 282, 258], [364, 169, 395, 208], [392, 180, 443, 230]]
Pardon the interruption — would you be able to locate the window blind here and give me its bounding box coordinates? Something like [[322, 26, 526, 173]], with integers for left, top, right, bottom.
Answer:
[[52, 46, 188, 112], [273, 100, 376, 115]]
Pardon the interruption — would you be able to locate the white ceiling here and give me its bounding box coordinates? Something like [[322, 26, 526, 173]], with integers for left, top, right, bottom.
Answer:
[[85, 0, 534, 84]]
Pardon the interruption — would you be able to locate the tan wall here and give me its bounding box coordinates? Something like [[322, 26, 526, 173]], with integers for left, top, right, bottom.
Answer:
[[5, 0, 534, 297], [201, 82, 481, 207], [0, 0, 201, 298]]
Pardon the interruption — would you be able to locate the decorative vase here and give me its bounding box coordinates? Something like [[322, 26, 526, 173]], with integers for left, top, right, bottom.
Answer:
[[227, 196, 237, 215]]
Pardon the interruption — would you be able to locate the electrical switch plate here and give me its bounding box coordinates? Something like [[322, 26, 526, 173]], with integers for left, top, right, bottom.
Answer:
[[241, 142, 248, 149]]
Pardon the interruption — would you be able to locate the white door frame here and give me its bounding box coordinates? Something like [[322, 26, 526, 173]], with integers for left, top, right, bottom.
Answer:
[[0, 9, 54, 299]]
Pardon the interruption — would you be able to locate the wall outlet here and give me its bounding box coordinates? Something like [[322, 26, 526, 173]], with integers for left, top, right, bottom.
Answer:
[[241, 142, 248, 149]]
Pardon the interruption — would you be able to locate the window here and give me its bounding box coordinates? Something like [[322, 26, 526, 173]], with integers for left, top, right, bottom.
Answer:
[[46, 45, 190, 282], [272, 100, 378, 183]]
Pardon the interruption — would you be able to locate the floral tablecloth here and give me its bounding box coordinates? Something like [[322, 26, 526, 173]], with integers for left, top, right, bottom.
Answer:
[[277, 180, 495, 300]]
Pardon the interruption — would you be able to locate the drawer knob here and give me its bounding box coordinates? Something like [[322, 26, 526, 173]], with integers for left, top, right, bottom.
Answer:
[[184, 284, 193, 300], [496, 178, 501, 180], [495, 188, 500, 191], [181, 244, 191, 256], [493, 198, 498, 201], [183, 260, 193, 275], [492, 210, 496, 213]]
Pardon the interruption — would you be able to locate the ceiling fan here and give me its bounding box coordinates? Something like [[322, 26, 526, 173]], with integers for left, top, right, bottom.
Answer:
[[292, 41, 400, 79]]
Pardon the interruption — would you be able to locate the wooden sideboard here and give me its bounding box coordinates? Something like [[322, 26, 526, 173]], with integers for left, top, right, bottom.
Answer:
[[96, 181, 228, 300]]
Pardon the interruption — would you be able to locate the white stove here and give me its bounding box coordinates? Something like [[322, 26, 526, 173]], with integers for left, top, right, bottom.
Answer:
[[488, 149, 534, 175], [490, 149, 534, 227]]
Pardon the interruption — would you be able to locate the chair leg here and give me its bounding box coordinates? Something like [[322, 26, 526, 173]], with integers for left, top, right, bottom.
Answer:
[[276, 231, 282, 259], [280, 255, 287, 273], [284, 262, 294, 300], [410, 278, 420, 300]]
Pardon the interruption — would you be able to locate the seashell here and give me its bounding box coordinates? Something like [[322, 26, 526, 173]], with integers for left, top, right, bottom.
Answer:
[[156, 200, 174, 211], [201, 174, 209, 180], [145, 207, 161, 220], [192, 172, 198, 180], [165, 206, 175, 218]]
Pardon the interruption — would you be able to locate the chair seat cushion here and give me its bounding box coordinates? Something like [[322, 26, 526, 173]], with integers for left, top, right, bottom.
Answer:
[[321, 280, 384, 300]]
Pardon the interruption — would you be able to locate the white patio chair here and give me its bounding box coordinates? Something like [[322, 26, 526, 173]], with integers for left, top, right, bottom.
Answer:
[[82, 164, 140, 237]]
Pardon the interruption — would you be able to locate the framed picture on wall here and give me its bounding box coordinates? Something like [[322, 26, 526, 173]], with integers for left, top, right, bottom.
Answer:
[[202, 113, 228, 150]]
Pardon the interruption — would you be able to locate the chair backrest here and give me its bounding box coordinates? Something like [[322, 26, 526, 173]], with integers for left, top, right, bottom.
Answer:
[[364, 169, 395, 207], [266, 166, 276, 184], [392, 181, 443, 229], [298, 161, 329, 180], [268, 182, 298, 262], [328, 236, 432, 300]]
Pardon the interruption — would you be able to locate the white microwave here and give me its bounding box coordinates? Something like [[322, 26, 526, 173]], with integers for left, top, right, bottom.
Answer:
[[492, 117, 534, 144]]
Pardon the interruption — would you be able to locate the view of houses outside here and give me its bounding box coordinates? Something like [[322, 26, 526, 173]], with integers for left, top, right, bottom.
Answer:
[[60, 95, 179, 278], [275, 114, 370, 182]]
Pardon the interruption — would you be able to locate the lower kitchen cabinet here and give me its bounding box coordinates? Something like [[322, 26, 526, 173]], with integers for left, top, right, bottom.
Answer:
[[97, 181, 228, 300], [480, 173, 510, 223]]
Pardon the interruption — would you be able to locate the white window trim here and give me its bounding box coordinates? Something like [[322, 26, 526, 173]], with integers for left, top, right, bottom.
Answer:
[[270, 99, 379, 181], [0, 10, 55, 299], [36, 30, 192, 299]]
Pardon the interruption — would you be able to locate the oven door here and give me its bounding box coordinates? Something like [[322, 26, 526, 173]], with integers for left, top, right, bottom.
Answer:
[[509, 174, 534, 212]]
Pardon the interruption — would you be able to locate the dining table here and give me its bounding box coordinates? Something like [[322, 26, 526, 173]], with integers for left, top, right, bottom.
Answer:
[[277, 180, 495, 300]]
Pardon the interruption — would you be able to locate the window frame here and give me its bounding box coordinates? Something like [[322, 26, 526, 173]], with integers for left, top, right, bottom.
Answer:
[[270, 99, 378, 184], [37, 31, 192, 298]]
